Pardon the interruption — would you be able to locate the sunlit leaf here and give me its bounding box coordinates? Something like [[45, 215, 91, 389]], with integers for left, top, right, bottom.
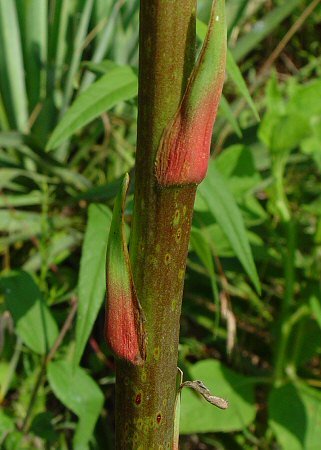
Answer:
[[48, 360, 104, 449], [47, 66, 138, 150], [0, 271, 58, 354]]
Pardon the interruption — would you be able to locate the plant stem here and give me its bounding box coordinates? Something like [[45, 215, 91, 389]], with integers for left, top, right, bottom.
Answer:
[[115, 1, 197, 448], [274, 219, 297, 384]]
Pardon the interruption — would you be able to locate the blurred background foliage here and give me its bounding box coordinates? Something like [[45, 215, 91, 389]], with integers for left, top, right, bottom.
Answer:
[[0, 0, 321, 448]]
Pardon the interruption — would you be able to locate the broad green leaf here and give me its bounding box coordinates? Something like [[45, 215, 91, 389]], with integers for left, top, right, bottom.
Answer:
[[269, 383, 321, 450], [231, 0, 303, 62], [73, 204, 112, 367], [180, 359, 256, 433], [47, 360, 104, 450], [287, 79, 321, 117], [215, 145, 261, 199], [0, 410, 14, 440], [1, 431, 24, 450], [30, 412, 58, 443], [0, 271, 59, 354], [199, 161, 260, 293], [47, 66, 138, 150], [270, 114, 310, 155]]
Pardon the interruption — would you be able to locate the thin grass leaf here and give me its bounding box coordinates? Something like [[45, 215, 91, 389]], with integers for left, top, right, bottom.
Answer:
[[231, 0, 303, 62], [61, 0, 94, 114], [190, 227, 220, 329], [226, 0, 249, 38], [47, 65, 138, 150], [226, 50, 259, 121], [48, 0, 71, 89], [199, 161, 260, 294], [17, 0, 48, 112], [219, 95, 242, 137], [80, 1, 122, 91], [0, 131, 91, 190], [0, 0, 28, 131]]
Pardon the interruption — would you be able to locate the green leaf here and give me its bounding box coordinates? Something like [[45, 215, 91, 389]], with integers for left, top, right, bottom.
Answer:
[[270, 114, 310, 155], [269, 382, 321, 450], [287, 79, 321, 117], [199, 161, 260, 293], [180, 359, 256, 433], [47, 66, 138, 150], [219, 95, 242, 137], [310, 293, 321, 331], [0, 410, 14, 441], [16, 0, 48, 111], [226, 50, 259, 121], [190, 227, 220, 325], [2, 431, 24, 450], [0, 131, 91, 190], [61, 0, 94, 117], [0, 0, 28, 131], [47, 360, 104, 450], [231, 0, 303, 62], [0, 271, 59, 355], [73, 204, 112, 367], [30, 412, 58, 443], [215, 145, 262, 199]]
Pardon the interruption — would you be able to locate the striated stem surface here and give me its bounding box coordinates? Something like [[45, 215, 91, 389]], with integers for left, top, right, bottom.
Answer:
[[115, 1, 197, 448]]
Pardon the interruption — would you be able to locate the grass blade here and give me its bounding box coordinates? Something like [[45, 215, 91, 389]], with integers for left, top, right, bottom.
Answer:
[[47, 65, 138, 150], [199, 161, 260, 294], [61, 0, 94, 114], [231, 0, 303, 62], [17, 0, 48, 112], [0, 0, 28, 131], [73, 204, 112, 367], [227, 50, 259, 121]]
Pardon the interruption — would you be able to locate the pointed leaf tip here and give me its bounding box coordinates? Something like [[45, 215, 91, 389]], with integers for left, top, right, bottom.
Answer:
[[156, 0, 227, 186], [105, 174, 146, 365]]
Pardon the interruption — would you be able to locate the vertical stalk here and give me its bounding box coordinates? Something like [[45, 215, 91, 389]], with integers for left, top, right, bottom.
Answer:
[[115, 1, 196, 448], [272, 155, 297, 384]]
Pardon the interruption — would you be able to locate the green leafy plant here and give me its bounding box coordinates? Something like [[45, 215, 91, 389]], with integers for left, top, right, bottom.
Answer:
[[1, 0, 321, 449]]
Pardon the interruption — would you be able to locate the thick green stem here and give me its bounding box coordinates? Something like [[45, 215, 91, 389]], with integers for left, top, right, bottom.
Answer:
[[115, 1, 196, 448]]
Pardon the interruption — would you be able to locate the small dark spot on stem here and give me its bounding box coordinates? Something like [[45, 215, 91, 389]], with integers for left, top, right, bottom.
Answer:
[[135, 393, 142, 405], [156, 413, 162, 424]]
